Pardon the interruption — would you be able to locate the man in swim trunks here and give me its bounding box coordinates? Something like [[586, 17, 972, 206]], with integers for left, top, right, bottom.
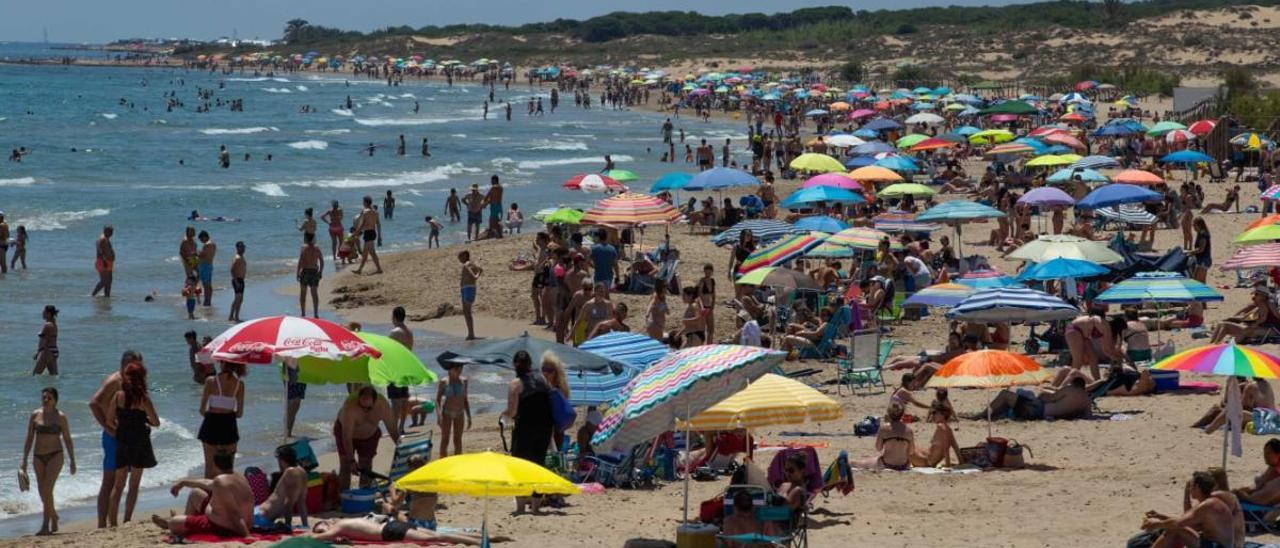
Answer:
[[386, 306, 415, 433], [296, 232, 324, 318], [91, 225, 115, 298], [352, 196, 383, 275], [485, 175, 504, 239], [309, 518, 480, 545], [228, 242, 246, 322], [458, 250, 482, 340], [445, 188, 460, 223], [89, 350, 141, 528], [1142, 471, 1236, 548], [334, 386, 399, 492], [251, 445, 309, 529], [179, 226, 197, 280], [462, 184, 485, 241], [151, 451, 252, 539], [0, 211, 9, 274], [196, 231, 216, 306]]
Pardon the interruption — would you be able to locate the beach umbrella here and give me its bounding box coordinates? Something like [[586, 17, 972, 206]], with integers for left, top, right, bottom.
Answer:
[[396, 451, 578, 545], [1222, 243, 1280, 271], [593, 345, 783, 522], [1040, 132, 1086, 150], [916, 201, 1005, 222], [825, 134, 865, 147], [793, 215, 850, 233], [894, 134, 930, 149], [1188, 120, 1217, 136], [848, 165, 906, 183], [851, 141, 896, 155], [1015, 258, 1109, 282], [1160, 150, 1214, 165], [1146, 121, 1187, 136], [877, 183, 934, 198], [905, 112, 945, 125], [573, 333, 668, 406], [197, 316, 379, 365], [1262, 186, 1280, 202], [908, 138, 957, 152], [536, 207, 585, 225], [969, 129, 1015, 144], [925, 349, 1053, 436], [563, 173, 627, 193], [848, 108, 877, 119], [903, 283, 976, 308], [712, 219, 802, 247], [780, 186, 866, 209], [789, 153, 846, 173], [437, 333, 624, 374], [874, 156, 921, 173], [1013, 138, 1052, 155], [603, 169, 639, 182], [1164, 130, 1198, 146], [1233, 224, 1280, 246], [735, 267, 820, 291], [862, 118, 902, 131], [874, 211, 941, 233], [1073, 154, 1121, 169], [844, 156, 877, 168], [802, 173, 862, 191], [1249, 214, 1280, 229], [984, 143, 1036, 156], [292, 332, 436, 386], [1047, 167, 1109, 184], [1154, 342, 1280, 468], [829, 102, 851, 111], [821, 227, 896, 253], [954, 125, 982, 136], [955, 269, 1021, 289], [1095, 271, 1223, 304], [684, 167, 758, 191], [946, 286, 1079, 323], [1076, 183, 1161, 209], [1096, 204, 1158, 226], [1018, 187, 1075, 208], [1232, 133, 1273, 150], [581, 192, 682, 227], [1023, 154, 1070, 168], [804, 109, 829, 117], [676, 373, 841, 431], [650, 172, 693, 192], [737, 233, 828, 275], [1006, 234, 1125, 264], [979, 101, 1037, 115]]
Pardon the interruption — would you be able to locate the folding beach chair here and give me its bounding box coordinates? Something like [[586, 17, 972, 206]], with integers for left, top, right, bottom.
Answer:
[[797, 306, 851, 360], [837, 330, 897, 395], [715, 485, 808, 548], [580, 440, 655, 489], [388, 431, 433, 482], [1243, 501, 1280, 535]]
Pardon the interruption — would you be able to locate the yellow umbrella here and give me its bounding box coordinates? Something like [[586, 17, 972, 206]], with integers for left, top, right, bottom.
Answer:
[[789, 153, 846, 173], [1024, 154, 1071, 167], [848, 166, 904, 182], [677, 373, 841, 431]]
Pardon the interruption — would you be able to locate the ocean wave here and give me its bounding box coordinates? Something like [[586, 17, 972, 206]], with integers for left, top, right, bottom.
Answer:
[[100, 113, 118, 120], [517, 154, 631, 170], [199, 126, 278, 135], [0, 177, 37, 187], [526, 139, 588, 151], [225, 77, 270, 82], [278, 163, 482, 190], [355, 117, 460, 127], [288, 140, 329, 150], [262, 87, 292, 93], [295, 85, 309, 91], [399, 93, 416, 98], [306, 128, 351, 135], [450, 134, 467, 138], [14, 208, 110, 231], [252, 183, 288, 197], [331, 108, 354, 117]]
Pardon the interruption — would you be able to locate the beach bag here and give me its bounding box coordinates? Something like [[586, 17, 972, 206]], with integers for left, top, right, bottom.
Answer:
[[1002, 441, 1032, 469], [959, 445, 991, 468], [1125, 530, 1160, 548], [1254, 409, 1280, 435], [853, 416, 880, 437], [245, 466, 271, 505], [985, 437, 1010, 467], [550, 389, 577, 431]]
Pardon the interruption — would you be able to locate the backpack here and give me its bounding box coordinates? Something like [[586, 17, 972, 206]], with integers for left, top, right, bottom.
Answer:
[[244, 466, 271, 506], [853, 416, 880, 437]]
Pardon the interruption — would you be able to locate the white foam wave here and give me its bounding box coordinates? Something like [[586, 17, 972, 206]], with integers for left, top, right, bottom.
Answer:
[[277, 163, 481, 190], [273, 77, 290, 82], [14, 208, 110, 231], [100, 113, 118, 119], [226, 77, 270, 82], [296, 85, 309, 91], [527, 139, 588, 151], [252, 183, 289, 197], [199, 126, 278, 135], [0, 177, 37, 187], [450, 134, 467, 138], [517, 155, 632, 170], [262, 87, 292, 93], [331, 108, 354, 117], [306, 128, 351, 135], [399, 93, 416, 98], [288, 140, 329, 150], [355, 117, 460, 126]]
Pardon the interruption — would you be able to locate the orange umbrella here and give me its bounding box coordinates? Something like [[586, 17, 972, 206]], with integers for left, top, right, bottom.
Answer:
[[1248, 214, 1280, 231], [829, 101, 851, 111], [908, 138, 957, 152], [926, 349, 1051, 436], [1113, 169, 1164, 185], [848, 166, 903, 182]]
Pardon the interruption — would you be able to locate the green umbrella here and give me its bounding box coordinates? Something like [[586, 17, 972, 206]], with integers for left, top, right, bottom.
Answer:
[[1146, 121, 1188, 137], [894, 134, 930, 149], [877, 183, 936, 198], [293, 332, 437, 386], [538, 207, 584, 225], [604, 169, 639, 182]]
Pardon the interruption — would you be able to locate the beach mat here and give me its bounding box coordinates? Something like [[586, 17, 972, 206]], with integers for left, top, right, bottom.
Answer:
[[168, 532, 290, 544]]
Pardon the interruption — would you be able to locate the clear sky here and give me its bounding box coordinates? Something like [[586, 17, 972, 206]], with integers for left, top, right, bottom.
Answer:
[[4, 0, 1029, 44]]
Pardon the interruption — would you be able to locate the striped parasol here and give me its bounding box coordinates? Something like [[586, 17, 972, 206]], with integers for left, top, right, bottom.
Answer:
[[946, 287, 1079, 323], [903, 283, 975, 308], [1154, 342, 1280, 378], [712, 219, 802, 247], [580, 192, 682, 226], [736, 232, 827, 275], [570, 333, 668, 406], [956, 269, 1021, 289], [984, 143, 1037, 156], [1262, 185, 1280, 201], [874, 210, 941, 233], [675, 373, 842, 431], [1222, 243, 1280, 271], [826, 227, 896, 251], [1071, 155, 1121, 169], [1094, 271, 1223, 304], [563, 173, 627, 192], [1096, 203, 1157, 226]]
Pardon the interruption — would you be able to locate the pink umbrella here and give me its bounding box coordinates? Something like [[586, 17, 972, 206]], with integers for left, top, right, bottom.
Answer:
[[1029, 126, 1069, 137], [1222, 243, 1280, 271], [1188, 120, 1217, 136], [848, 108, 876, 119], [563, 173, 626, 193], [991, 114, 1020, 123], [198, 316, 379, 365], [689, 88, 711, 97], [1041, 132, 1085, 150], [802, 173, 863, 191]]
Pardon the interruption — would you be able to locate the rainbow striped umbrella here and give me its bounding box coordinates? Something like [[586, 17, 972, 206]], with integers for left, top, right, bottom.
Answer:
[[874, 210, 941, 233], [1153, 342, 1280, 379], [903, 283, 975, 308], [736, 232, 827, 275], [984, 143, 1037, 156], [826, 227, 897, 251], [580, 192, 682, 226]]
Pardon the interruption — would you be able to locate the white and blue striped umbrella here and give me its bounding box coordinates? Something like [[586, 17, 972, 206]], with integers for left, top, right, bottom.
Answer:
[[1095, 271, 1223, 304], [570, 333, 670, 406], [946, 287, 1079, 323], [916, 201, 1006, 222], [1096, 204, 1157, 226], [1071, 155, 1121, 170], [712, 219, 802, 247]]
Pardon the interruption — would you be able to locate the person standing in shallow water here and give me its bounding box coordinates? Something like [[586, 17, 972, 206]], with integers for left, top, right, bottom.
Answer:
[[91, 225, 115, 298], [297, 232, 324, 318], [228, 242, 246, 323], [352, 196, 382, 275], [33, 305, 59, 375], [21, 387, 75, 536]]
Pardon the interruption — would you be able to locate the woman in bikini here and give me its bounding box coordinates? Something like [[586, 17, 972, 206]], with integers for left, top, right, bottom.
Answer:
[[32, 305, 59, 375], [872, 403, 916, 470], [320, 200, 344, 262], [1063, 306, 1124, 383], [573, 284, 614, 347], [1210, 287, 1280, 344], [681, 286, 707, 348], [697, 264, 717, 343], [910, 393, 963, 468], [21, 387, 75, 536], [645, 284, 669, 340], [435, 364, 470, 458], [196, 361, 244, 478]]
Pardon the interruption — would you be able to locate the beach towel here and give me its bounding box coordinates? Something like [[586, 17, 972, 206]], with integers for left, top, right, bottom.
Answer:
[[766, 447, 822, 494], [821, 450, 853, 496], [166, 532, 289, 544]]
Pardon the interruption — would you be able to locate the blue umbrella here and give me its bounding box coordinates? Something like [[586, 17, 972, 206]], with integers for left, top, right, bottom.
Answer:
[[954, 125, 982, 136], [946, 286, 1079, 323], [1077, 183, 1162, 209], [579, 332, 667, 370], [650, 172, 692, 192], [793, 215, 850, 233], [685, 167, 758, 191], [1071, 155, 1121, 170], [1013, 137, 1051, 154], [805, 109, 829, 117], [916, 201, 1006, 222], [853, 128, 880, 139], [874, 156, 920, 173], [862, 118, 903, 131], [712, 219, 802, 247], [1047, 167, 1110, 184], [844, 156, 877, 168], [1161, 150, 1214, 164], [955, 270, 1022, 289], [780, 186, 866, 208], [1015, 258, 1109, 282], [852, 141, 896, 155]]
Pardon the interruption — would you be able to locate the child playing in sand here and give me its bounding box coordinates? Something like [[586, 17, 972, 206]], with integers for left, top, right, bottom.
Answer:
[[425, 216, 442, 248], [435, 364, 470, 458], [183, 275, 201, 319]]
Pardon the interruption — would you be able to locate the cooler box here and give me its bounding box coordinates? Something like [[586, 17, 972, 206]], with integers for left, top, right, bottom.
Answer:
[[1150, 370, 1180, 393], [340, 488, 377, 514], [675, 523, 717, 548], [305, 472, 338, 514]]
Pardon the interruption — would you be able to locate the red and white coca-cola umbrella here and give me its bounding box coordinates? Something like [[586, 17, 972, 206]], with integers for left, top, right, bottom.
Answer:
[[562, 173, 626, 193], [197, 315, 380, 365]]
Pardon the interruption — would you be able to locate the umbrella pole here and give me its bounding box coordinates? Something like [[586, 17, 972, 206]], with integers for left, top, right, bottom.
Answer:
[[1222, 424, 1229, 471], [683, 398, 692, 524]]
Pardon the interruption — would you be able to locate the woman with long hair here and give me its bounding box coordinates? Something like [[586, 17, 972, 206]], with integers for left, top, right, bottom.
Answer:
[[21, 387, 75, 535], [541, 352, 571, 452], [503, 350, 553, 514], [196, 361, 244, 478], [106, 362, 158, 526]]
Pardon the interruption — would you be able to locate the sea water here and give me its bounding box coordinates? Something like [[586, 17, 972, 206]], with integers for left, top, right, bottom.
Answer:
[[0, 43, 744, 534]]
